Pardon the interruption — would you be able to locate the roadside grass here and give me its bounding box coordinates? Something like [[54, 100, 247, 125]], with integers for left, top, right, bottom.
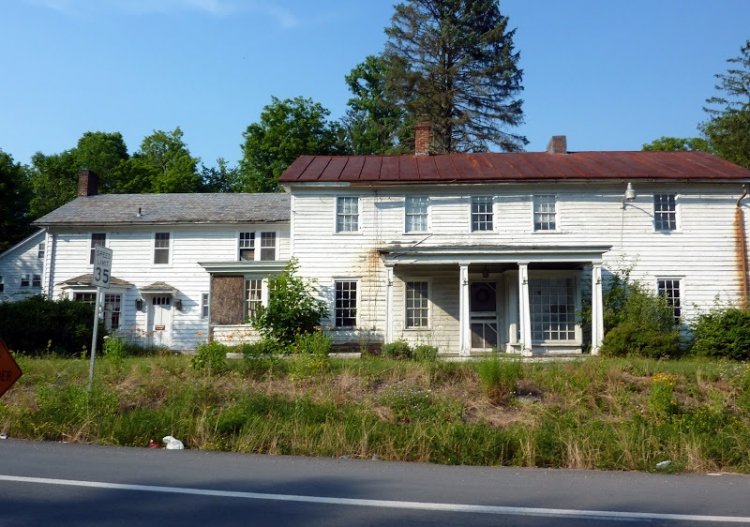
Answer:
[[1, 354, 749, 473]]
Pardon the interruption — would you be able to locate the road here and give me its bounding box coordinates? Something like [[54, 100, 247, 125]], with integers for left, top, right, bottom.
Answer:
[[0, 439, 749, 526]]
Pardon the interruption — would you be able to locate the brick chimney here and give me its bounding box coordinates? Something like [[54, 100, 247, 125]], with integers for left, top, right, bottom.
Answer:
[[415, 122, 431, 156], [546, 135, 567, 154], [77, 169, 99, 197]]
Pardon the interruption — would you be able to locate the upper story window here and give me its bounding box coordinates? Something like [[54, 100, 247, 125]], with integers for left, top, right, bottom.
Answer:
[[0, 274, 4, 293], [336, 197, 359, 233], [405, 196, 429, 233], [533, 195, 556, 231], [32, 274, 41, 288], [90, 233, 106, 264], [405, 281, 429, 328], [471, 196, 493, 232], [154, 233, 170, 264], [20, 274, 30, 287], [239, 232, 255, 261], [334, 280, 357, 328], [38, 242, 45, 260], [657, 278, 681, 321], [260, 232, 276, 261], [654, 194, 677, 231]]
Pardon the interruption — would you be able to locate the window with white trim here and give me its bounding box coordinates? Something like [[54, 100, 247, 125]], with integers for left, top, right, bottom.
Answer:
[[90, 233, 106, 264], [405, 196, 429, 233], [245, 279, 262, 321], [32, 274, 41, 288], [103, 293, 121, 330], [154, 233, 170, 264], [74, 292, 96, 304], [654, 194, 677, 231], [0, 275, 4, 293], [260, 232, 276, 261], [38, 242, 45, 260], [405, 281, 429, 328], [201, 293, 209, 318], [530, 277, 576, 342], [657, 278, 681, 321], [336, 197, 359, 233], [334, 280, 357, 327], [239, 232, 255, 261], [20, 274, 30, 287], [471, 196, 493, 232], [533, 195, 556, 231]]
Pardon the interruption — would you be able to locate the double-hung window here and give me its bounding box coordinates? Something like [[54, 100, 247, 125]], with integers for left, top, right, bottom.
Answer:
[[405, 281, 429, 328], [103, 293, 121, 330], [201, 293, 209, 318], [471, 196, 493, 232], [245, 279, 263, 320], [533, 195, 556, 231], [336, 197, 359, 233], [38, 242, 45, 260], [90, 233, 106, 264], [20, 274, 30, 287], [0, 275, 4, 293], [32, 274, 41, 288], [154, 233, 170, 264], [657, 278, 681, 320], [334, 280, 357, 328], [239, 232, 255, 261], [260, 232, 276, 260], [654, 194, 677, 231], [405, 197, 429, 233]]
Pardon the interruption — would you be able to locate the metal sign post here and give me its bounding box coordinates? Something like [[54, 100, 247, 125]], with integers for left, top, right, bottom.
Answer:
[[88, 246, 112, 390]]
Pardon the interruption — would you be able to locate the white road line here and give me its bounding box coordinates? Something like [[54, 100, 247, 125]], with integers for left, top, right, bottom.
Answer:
[[1, 474, 749, 524]]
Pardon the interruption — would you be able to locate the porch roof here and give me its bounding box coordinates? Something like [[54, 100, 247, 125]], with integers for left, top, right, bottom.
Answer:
[[379, 244, 611, 265], [140, 281, 179, 294], [198, 260, 289, 275], [58, 274, 133, 288]]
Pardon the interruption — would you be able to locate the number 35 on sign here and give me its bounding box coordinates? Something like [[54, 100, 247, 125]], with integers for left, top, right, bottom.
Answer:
[[93, 246, 113, 289]]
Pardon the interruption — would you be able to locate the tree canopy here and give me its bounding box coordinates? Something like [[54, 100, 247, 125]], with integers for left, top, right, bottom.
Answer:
[[381, 0, 526, 153], [642, 136, 710, 152], [239, 96, 348, 192], [0, 151, 33, 252], [134, 127, 202, 193]]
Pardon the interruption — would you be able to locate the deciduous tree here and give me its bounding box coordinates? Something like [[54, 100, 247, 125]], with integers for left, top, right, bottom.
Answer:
[[135, 127, 202, 193], [642, 136, 710, 152], [0, 151, 33, 251]]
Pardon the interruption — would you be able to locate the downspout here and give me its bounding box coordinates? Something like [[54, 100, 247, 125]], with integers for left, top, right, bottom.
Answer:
[[736, 185, 749, 309]]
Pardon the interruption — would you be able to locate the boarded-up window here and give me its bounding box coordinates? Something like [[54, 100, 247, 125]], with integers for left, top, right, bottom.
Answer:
[[210, 275, 245, 325]]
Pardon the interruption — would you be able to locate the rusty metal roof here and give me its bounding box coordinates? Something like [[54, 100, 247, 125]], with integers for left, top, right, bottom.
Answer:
[[279, 151, 750, 184]]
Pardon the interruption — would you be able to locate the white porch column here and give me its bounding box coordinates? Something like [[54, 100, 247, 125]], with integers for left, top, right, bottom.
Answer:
[[518, 262, 532, 356], [506, 272, 519, 351], [458, 264, 470, 356], [591, 262, 604, 355], [384, 266, 394, 344]]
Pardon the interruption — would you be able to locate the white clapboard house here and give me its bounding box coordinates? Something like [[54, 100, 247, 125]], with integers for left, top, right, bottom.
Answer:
[[0, 229, 46, 303], [279, 132, 750, 356], [33, 171, 290, 351]]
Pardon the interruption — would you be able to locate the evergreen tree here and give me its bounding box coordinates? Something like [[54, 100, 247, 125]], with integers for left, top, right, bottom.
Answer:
[[383, 0, 526, 153]]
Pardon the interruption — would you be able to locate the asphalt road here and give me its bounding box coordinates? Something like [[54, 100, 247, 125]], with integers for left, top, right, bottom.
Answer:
[[0, 439, 749, 526]]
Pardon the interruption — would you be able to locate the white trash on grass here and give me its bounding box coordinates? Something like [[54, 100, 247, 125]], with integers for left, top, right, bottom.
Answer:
[[162, 436, 184, 450]]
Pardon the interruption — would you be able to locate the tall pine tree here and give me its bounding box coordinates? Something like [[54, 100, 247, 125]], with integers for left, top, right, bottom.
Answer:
[[383, 0, 526, 153]]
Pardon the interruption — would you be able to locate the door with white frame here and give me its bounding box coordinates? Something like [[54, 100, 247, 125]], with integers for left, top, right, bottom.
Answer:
[[470, 281, 499, 350], [147, 295, 172, 348]]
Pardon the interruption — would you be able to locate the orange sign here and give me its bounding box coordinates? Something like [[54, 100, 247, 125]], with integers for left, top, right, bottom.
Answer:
[[0, 339, 22, 399]]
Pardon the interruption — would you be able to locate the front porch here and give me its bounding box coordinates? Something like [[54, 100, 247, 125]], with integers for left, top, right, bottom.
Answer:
[[380, 244, 609, 357]]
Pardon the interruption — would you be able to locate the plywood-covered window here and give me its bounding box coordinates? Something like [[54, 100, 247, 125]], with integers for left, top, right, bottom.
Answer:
[[654, 194, 677, 231], [336, 197, 359, 233], [334, 280, 357, 327], [210, 276, 245, 325], [471, 196, 493, 232], [405, 197, 429, 233]]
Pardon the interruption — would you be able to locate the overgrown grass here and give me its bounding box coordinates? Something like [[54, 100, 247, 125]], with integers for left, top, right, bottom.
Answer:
[[2, 355, 749, 472]]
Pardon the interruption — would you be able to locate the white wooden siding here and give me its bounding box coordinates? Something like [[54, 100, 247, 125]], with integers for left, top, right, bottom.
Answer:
[[0, 230, 46, 302]]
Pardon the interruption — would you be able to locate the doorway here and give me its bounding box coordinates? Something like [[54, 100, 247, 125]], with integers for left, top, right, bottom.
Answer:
[[148, 295, 172, 348], [470, 282, 498, 349]]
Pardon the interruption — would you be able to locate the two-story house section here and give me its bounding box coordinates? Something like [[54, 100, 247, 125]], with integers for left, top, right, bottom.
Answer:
[[33, 171, 291, 351], [0, 229, 46, 303], [280, 134, 750, 357]]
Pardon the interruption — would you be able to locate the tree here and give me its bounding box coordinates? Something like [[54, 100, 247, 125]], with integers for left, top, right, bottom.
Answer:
[[239, 96, 349, 193], [75, 131, 130, 193], [383, 0, 526, 153], [343, 55, 410, 154], [0, 151, 33, 251], [28, 149, 79, 219], [200, 158, 242, 193], [135, 127, 202, 193], [642, 136, 710, 152], [701, 40, 750, 169]]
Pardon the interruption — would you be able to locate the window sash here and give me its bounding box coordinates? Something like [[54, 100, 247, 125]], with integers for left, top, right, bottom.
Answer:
[[38, 242, 45, 259], [657, 279, 681, 320], [104, 293, 121, 330], [245, 279, 263, 320], [239, 232, 255, 261], [74, 292, 97, 304], [533, 195, 556, 231], [334, 280, 357, 327], [20, 274, 30, 287], [405, 281, 429, 328], [201, 293, 209, 318], [260, 232, 276, 261], [32, 274, 41, 288], [471, 196, 493, 232], [336, 197, 359, 232], [405, 197, 429, 233], [654, 194, 677, 231], [90, 233, 106, 264], [154, 233, 170, 264], [530, 277, 576, 342]]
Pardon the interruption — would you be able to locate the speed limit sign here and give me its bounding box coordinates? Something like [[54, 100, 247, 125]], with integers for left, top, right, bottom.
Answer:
[[92, 246, 113, 289]]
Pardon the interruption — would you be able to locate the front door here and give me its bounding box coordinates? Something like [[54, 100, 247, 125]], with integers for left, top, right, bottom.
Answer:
[[470, 282, 498, 349], [148, 295, 172, 348]]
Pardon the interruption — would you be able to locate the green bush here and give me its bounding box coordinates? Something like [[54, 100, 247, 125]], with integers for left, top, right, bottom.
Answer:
[[251, 261, 328, 345], [691, 308, 750, 360], [601, 323, 681, 359], [0, 296, 102, 356], [191, 341, 229, 373], [475, 356, 521, 405], [294, 331, 331, 356], [413, 344, 439, 361], [382, 339, 412, 360], [241, 338, 284, 357]]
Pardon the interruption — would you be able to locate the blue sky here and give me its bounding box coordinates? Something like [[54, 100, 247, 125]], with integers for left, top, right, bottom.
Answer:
[[1, 0, 748, 168]]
